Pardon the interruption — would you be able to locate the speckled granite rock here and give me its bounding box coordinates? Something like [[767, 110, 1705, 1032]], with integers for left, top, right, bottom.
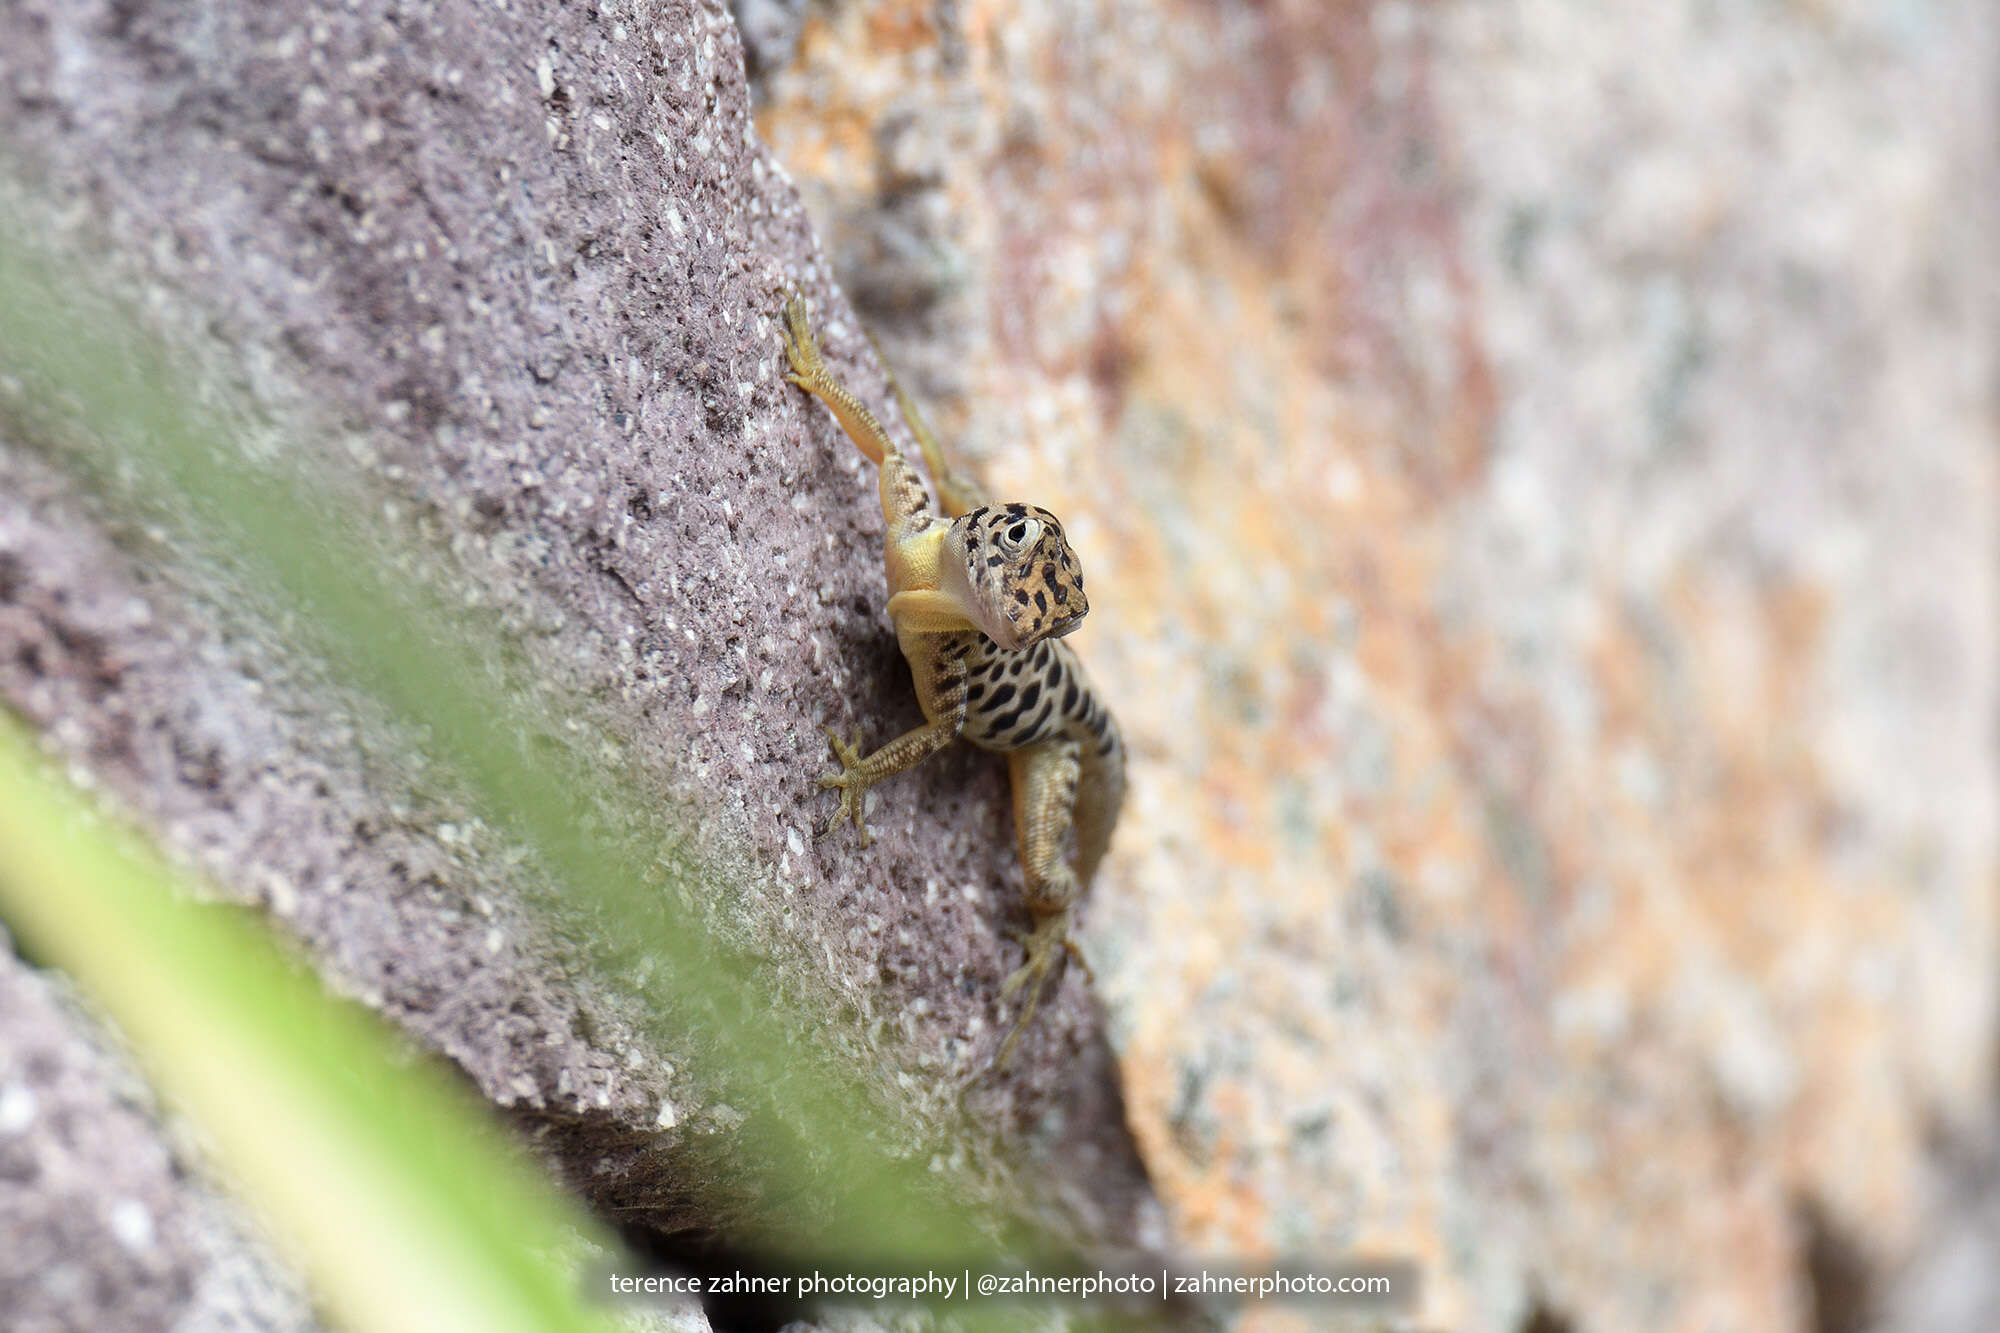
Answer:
[[753, 1, 1997, 1331], [2, 0, 1995, 1331]]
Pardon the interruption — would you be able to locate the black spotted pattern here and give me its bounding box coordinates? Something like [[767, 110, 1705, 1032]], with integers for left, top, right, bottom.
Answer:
[[952, 632, 1120, 759], [950, 504, 1088, 648]]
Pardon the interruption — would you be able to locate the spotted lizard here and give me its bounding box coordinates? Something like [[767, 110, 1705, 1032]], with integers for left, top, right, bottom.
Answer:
[[779, 293, 1125, 1064]]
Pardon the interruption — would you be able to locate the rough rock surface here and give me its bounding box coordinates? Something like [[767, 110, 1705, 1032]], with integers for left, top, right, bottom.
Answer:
[[1, 1, 1996, 1332]]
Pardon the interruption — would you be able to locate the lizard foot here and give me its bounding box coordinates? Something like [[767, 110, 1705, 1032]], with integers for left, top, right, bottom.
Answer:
[[815, 725, 876, 845], [995, 912, 1073, 1067], [780, 292, 835, 396]]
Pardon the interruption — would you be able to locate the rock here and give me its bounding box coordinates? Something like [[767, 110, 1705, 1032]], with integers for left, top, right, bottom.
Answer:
[[757, 1, 1996, 1329], [0, 0, 1154, 1326], [1, 0, 1995, 1330]]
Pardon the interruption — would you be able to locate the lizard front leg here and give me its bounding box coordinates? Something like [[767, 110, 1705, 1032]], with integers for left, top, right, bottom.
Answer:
[[782, 293, 897, 468], [995, 738, 1085, 1065], [782, 293, 938, 544], [817, 639, 969, 844]]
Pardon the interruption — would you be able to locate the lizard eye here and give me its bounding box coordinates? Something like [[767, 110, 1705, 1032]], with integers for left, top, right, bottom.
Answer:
[[996, 517, 1041, 558]]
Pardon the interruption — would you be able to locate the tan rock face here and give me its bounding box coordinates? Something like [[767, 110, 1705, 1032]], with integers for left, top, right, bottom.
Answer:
[[757, 1, 1997, 1329]]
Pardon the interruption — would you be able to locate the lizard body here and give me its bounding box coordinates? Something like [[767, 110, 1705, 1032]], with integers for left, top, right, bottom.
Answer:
[[780, 294, 1125, 1063]]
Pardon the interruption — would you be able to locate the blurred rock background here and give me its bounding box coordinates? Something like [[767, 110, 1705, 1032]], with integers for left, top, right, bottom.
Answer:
[[0, 0, 1992, 1330], [754, 1, 1995, 1330]]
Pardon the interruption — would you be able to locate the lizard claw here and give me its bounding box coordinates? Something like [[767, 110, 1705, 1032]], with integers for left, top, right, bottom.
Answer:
[[1062, 934, 1095, 985], [780, 292, 828, 391], [999, 919, 1063, 997], [995, 913, 1073, 1067], [814, 725, 876, 846]]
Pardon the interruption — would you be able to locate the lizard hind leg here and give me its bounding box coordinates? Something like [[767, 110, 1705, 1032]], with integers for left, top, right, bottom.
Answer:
[[993, 741, 1084, 1066], [862, 323, 992, 518], [887, 371, 992, 518]]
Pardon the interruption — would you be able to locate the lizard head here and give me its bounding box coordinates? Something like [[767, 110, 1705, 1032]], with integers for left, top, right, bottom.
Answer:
[[941, 503, 1089, 650]]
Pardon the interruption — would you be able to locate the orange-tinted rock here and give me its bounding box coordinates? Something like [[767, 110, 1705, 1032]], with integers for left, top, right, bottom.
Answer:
[[758, 1, 1997, 1328]]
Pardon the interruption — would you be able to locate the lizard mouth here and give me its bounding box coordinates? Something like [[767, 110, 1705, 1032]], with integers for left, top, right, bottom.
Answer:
[[1049, 609, 1086, 639]]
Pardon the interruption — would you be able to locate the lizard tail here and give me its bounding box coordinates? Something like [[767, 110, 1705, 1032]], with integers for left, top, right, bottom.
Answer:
[[1072, 713, 1126, 888]]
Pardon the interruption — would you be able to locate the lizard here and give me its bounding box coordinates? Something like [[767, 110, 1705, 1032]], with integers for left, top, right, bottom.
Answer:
[[778, 292, 1125, 1065]]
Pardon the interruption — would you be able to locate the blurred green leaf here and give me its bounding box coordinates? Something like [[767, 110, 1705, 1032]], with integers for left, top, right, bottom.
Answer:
[[0, 713, 622, 1333]]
